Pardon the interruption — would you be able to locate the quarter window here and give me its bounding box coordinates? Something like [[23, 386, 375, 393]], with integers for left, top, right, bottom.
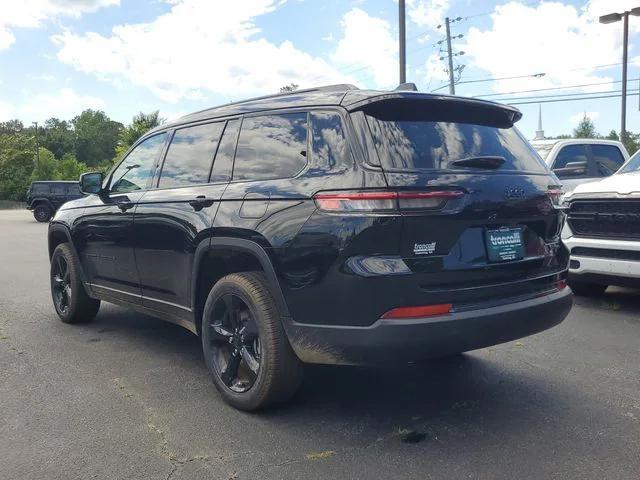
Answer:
[[159, 123, 224, 188], [233, 113, 308, 181], [111, 133, 167, 193], [310, 111, 351, 170]]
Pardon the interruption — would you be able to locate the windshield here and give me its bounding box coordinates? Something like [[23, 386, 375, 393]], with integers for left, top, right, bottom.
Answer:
[[618, 150, 640, 174], [366, 115, 546, 173]]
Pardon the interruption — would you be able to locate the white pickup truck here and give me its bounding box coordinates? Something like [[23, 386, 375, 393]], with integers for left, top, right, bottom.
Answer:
[[562, 151, 640, 295], [530, 139, 629, 194]]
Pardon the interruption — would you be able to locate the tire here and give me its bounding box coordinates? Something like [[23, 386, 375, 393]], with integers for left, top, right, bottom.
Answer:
[[33, 204, 52, 222], [201, 272, 303, 411], [568, 280, 607, 297], [50, 243, 100, 324]]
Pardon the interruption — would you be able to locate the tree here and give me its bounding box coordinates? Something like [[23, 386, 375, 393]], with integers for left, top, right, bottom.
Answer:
[[279, 83, 299, 93], [42, 118, 75, 160], [620, 131, 639, 156], [55, 154, 90, 181], [0, 134, 36, 201], [573, 114, 598, 138], [114, 111, 165, 160], [72, 110, 122, 167], [0, 120, 24, 135], [605, 130, 619, 140], [30, 148, 57, 181]]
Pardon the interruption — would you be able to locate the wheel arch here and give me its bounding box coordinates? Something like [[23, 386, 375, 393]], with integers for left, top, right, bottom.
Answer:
[[31, 198, 54, 210], [191, 237, 290, 336], [48, 224, 89, 286]]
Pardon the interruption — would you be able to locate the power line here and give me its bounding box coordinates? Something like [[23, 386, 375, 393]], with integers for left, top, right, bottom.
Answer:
[[476, 78, 638, 98], [506, 91, 640, 106], [494, 88, 629, 102]]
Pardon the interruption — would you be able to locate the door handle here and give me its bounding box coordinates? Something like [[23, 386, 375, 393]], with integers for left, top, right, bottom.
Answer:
[[188, 195, 215, 211], [117, 201, 134, 212]]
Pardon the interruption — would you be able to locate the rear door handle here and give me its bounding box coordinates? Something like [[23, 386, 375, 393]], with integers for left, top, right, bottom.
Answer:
[[188, 195, 215, 211], [117, 201, 134, 212]]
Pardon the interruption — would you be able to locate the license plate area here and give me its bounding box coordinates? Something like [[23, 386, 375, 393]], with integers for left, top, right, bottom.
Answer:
[[485, 227, 524, 262]]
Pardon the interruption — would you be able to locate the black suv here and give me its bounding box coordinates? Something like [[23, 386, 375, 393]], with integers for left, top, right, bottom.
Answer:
[[48, 85, 572, 410], [27, 181, 84, 222]]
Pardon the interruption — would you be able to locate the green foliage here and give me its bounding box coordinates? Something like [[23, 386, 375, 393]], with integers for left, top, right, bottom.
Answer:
[[55, 154, 91, 180], [0, 120, 24, 135], [73, 110, 123, 166], [117, 111, 165, 154], [620, 131, 639, 155], [573, 114, 598, 138], [279, 83, 299, 93], [42, 118, 75, 160], [605, 130, 619, 140], [0, 134, 36, 201], [30, 148, 57, 181]]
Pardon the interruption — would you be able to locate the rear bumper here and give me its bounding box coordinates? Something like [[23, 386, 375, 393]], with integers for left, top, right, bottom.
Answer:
[[284, 288, 572, 365], [565, 236, 640, 284]]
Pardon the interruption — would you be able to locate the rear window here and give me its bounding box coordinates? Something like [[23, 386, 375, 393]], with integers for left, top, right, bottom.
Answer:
[[366, 116, 545, 173]]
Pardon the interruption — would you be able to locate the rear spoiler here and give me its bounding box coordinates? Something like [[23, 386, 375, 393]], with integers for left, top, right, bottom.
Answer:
[[342, 92, 522, 128]]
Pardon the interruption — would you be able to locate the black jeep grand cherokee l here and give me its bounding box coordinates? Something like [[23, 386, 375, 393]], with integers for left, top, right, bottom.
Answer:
[[48, 85, 572, 410]]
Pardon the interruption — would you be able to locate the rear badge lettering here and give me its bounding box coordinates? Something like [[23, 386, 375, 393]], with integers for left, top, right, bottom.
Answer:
[[413, 242, 436, 255]]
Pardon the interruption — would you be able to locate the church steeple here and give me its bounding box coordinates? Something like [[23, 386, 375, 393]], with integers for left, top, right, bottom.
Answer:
[[534, 104, 545, 140]]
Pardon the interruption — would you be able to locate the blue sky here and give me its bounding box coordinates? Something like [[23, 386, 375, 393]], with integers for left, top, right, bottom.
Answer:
[[1, 0, 640, 139]]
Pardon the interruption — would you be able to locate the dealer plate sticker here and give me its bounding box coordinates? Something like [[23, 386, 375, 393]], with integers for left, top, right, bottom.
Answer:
[[485, 227, 524, 262]]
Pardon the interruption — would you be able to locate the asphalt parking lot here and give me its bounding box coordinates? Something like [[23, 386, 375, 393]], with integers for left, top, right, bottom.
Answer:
[[0, 209, 639, 480]]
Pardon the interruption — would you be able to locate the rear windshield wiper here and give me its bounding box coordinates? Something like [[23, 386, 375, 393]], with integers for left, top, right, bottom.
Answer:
[[450, 156, 506, 169]]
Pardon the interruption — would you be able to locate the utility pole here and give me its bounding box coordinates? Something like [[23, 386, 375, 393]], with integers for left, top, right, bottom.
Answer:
[[445, 17, 455, 94], [599, 7, 640, 139], [32, 121, 40, 168], [399, 0, 406, 84]]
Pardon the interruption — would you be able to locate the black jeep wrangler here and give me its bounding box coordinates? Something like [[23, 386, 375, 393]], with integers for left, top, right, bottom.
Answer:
[[27, 181, 84, 222], [47, 85, 572, 410]]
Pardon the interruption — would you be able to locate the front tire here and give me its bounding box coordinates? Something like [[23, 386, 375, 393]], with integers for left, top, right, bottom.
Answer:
[[50, 244, 100, 323], [568, 280, 607, 297], [201, 272, 303, 411], [33, 204, 52, 222]]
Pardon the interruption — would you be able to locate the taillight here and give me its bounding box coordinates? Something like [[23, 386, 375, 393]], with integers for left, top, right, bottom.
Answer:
[[381, 303, 453, 319], [556, 280, 568, 291], [313, 190, 464, 213]]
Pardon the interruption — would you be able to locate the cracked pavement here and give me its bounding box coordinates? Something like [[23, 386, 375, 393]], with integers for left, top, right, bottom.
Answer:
[[1, 209, 639, 479]]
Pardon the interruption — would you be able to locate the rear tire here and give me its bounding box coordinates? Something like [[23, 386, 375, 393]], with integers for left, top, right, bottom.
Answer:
[[568, 280, 607, 297], [50, 244, 100, 323], [201, 272, 303, 411], [33, 204, 52, 222]]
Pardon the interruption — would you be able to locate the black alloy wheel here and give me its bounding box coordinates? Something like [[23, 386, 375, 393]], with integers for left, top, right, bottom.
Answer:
[[34, 204, 52, 222], [208, 294, 262, 393], [52, 254, 72, 315]]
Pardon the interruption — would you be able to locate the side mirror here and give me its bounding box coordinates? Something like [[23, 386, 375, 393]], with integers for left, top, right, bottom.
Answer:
[[553, 161, 588, 178], [79, 172, 104, 195]]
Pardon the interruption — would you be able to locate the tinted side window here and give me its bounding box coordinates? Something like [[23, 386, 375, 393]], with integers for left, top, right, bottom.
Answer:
[[111, 133, 167, 193], [310, 111, 351, 170], [159, 123, 224, 188], [51, 184, 66, 195], [67, 184, 81, 195], [31, 184, 50, 194], [591, 145, 625, 177], [233, 113, 308, 181], [552, 145, 589, 179], [211, 119, 240, 183]]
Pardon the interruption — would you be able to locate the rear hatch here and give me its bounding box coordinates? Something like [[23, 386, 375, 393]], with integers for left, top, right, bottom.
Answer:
[[351, 95, 567, 305]]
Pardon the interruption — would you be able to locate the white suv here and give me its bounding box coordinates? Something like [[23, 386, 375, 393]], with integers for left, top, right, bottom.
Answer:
[[562, 151, 640, 295], [530, 139, 629, 194]]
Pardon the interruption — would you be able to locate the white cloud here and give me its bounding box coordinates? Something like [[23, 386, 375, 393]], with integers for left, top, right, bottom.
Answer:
[[0, 0, 118, 51], [461, 0, 640, 95], [406, 0, 450, 30], [12, 88, 106, 123], [332, 8, 397, 88], [569, 111, 600, 124], [0, 100, 15, 121], [52, 0, 349, 103]]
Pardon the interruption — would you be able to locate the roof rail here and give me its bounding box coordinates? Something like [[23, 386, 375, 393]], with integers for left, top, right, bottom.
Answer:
[[182, 84, 359, 119], [394, 82, 418, 92]]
